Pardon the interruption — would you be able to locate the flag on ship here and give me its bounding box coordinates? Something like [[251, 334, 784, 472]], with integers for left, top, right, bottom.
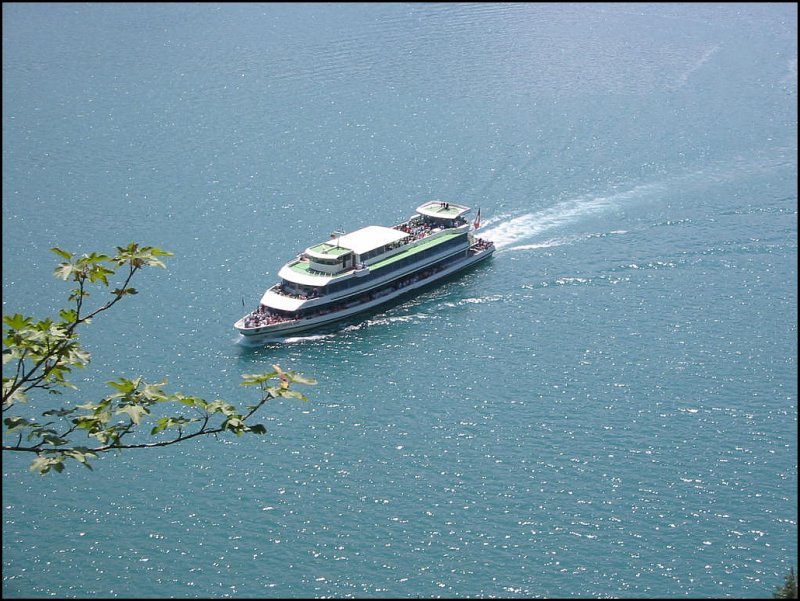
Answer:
[[473, 207, 481, 230]]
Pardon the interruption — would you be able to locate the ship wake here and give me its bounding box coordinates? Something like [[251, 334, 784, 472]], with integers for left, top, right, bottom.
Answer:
[[480, 182, 663, 249]]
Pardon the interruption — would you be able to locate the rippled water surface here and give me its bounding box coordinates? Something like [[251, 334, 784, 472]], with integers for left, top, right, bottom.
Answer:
[[2, 3, 797, 598]]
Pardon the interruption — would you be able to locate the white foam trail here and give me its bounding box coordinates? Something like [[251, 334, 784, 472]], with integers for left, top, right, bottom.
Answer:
[[358, 313, 431, 329], [671, 45, 720, 90], [781, 56, 797, 86], [283, 333, 337, 343], [476, 213, 507, 229], [235, 331, 338, 346], [504, 230, 629, 252], [505, 238, 573, 252], [481, 182, 662, 249]]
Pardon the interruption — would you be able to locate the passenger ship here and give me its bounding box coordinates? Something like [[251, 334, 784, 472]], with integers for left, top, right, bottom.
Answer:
[[234, 201, 494, 339]]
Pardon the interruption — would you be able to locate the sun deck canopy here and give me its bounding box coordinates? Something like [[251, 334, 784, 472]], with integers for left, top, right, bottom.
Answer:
[[416, 201, 470, 221], [327, 225, 409, 256]]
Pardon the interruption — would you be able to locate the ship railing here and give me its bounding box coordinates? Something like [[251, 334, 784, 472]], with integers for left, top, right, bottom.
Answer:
[[269, 283, 320, 300], [391, 217, 469, 248]]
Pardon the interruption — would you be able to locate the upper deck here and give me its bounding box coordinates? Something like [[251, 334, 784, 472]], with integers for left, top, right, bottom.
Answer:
[[415, 201, 471, 221], [306, 226, 409, 259], [306, 242, 352, 258], [280, 202, 472, 286]]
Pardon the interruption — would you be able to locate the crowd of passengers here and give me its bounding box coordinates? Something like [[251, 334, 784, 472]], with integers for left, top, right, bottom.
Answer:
[[393, 218, 464, 238], [394, 220, 438, 240], [394, 216, 468, 238], [471, 238, 493, 251], [242, 304, 294, 328]]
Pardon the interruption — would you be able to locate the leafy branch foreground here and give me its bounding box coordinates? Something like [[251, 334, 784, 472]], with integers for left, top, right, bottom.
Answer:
[[2, 243, 315, 474]]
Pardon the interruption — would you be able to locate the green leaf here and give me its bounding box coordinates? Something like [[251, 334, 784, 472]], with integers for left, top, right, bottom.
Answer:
[[140, 380, 169, 402], [205, 399, 236, 416], [4, 416, 38, 431], [65, 448, 98, 468], [240, 371, 280, 387], [58, 309, 79, 323], [82, 252, 112, 264], [222, 417, 247, 436], [287, 372, 318, 386], [74, 415, 101, 430], [277, 389, 309, 401], [29, 456, 64, 475], [53, 263, 75, 281], [151, 418, 169, 436], [42, 407, 79, 417], [89, 430, 111, 444], [67, 346, 91, 367], [150, 416, 198, 435], [113, 244, 173, 269], [3, 386, 28, 404], [106, 377, 142, 394], [86, 264, 115, 285], [174, 394, 207, 408], [50, 247, 73, 260], [3, 313, 32, 330], [116, 405, 149, 425], [112, 287, 138, 296], [40, 432, 69, 446]]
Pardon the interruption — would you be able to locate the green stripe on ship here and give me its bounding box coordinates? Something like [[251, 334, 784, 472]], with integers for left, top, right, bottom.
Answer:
[[288, 231, 464, 278], [370, 231, 464, 270]]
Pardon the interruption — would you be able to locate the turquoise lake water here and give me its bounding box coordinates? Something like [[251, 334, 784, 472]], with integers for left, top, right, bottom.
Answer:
[[2, 3, 797, 598]]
